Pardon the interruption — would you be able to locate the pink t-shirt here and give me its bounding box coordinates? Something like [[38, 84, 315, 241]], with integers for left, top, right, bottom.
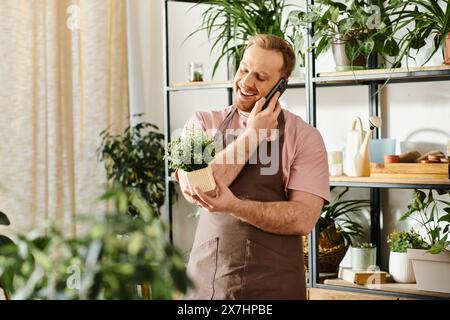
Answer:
[[183, 106, 330, 203]]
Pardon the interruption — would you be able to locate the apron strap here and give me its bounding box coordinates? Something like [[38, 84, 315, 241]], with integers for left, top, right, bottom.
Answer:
[[213, 106, 237, 146]]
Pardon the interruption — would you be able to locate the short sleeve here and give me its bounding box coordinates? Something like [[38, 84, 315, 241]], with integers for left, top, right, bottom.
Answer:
[[287, 127, 330, 203], [182, 112, 206, 137]]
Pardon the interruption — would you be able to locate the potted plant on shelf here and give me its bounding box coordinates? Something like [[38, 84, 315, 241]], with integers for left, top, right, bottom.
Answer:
[[288, 0, 400, 71], [186, 0, 305, 77], [167, 132, 216, 193], [400, 189, 450, 293], [351, 242, 377, 271], [388, 0, 450, 66], [387, 228, 427, 283], [303, 187, 370, 273]]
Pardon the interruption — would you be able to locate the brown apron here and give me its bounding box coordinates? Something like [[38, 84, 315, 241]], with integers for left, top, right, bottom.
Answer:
[[186, 107, 306, 300]]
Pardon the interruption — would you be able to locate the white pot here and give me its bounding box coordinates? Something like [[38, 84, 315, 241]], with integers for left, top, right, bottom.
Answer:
[[351, 247, 376, 271], [178, 166, 216, 194], [388, 251, 415, 283], [407, 248, 450, 293]]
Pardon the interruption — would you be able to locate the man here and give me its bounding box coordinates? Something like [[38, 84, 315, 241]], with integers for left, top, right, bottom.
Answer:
[[178, 34, 330, 300]]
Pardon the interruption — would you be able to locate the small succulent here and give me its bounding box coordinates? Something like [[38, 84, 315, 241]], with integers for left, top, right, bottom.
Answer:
[[353, 242, 376, 249]]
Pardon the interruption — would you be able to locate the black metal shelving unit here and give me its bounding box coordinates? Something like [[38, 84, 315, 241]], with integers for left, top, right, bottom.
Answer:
[[163, 0, 450, 300], [305, 0, 450, 301]]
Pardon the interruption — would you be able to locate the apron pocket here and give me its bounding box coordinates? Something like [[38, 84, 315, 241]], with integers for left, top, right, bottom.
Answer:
[[187, 237, 219, 299], [242, 239, 303, 299]]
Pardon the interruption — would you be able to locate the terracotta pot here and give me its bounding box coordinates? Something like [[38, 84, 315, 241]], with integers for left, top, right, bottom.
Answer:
[[445, 32, 450, 65]]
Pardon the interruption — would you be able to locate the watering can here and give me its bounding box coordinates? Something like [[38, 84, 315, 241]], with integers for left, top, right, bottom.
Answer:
[[343, 116, 382, 177]]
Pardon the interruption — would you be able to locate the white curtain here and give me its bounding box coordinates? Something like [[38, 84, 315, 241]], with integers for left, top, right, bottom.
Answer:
[[0, 0, 129, 237]]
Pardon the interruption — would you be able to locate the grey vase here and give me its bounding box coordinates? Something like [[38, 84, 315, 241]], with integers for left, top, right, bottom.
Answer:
[[332, 37, 368, 72]]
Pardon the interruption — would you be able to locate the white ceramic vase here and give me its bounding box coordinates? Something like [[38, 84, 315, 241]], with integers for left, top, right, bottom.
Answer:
[[388, 251, 415, 283]]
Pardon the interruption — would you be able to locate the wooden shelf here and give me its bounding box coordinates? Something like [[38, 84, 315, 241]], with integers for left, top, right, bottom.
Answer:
[[329, 176, 450, 189], [167, 80, 233, 91], [323, 278, 450, 299], [167, 76, 305, 92], [315, 65, 450, 85]]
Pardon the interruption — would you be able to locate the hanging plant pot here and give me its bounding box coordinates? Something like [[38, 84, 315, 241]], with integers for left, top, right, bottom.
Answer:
[[444, 32, 450, 65], [332, 37, 368, 72]]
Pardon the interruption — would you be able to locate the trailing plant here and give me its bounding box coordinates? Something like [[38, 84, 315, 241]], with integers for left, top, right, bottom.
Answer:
[[388, 0, 450, 66], [399, 189, 450, 254], [288, 0, 400, 68], [319, 187, 370, 246], [166, 132, 216, 173], [186, 0, 304, 77], [98, 116, 165, 216], [0, 186, 191, 300], [387, 228, 427, 253]]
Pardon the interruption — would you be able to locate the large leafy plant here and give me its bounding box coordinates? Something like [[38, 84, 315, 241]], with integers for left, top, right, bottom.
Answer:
[[319, 187, 370, 246], [0, 186, 191, 300], [388, 0, 450, 66], [289, 0, 400, 68], [400, 189, 450, 254], [166, 132, 215, 173], [98, 118, 165, 216], [187, 0, 303, 77]]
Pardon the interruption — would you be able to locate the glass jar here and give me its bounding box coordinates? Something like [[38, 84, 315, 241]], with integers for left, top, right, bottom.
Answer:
[[189, 62, 203, 82]]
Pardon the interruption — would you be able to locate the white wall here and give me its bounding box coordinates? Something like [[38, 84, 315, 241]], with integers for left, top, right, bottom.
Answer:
[[127, 1, 450, 269]]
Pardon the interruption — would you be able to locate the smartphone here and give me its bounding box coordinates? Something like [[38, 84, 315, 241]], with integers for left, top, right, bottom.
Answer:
[[261, 78, 288, 110]]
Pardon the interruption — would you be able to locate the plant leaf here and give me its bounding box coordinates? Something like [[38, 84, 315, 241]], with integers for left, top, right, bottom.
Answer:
[[0, 211, 10, 226]]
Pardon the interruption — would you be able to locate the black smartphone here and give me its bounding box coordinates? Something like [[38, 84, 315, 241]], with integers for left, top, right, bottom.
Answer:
[[261, 78, 288, 110]]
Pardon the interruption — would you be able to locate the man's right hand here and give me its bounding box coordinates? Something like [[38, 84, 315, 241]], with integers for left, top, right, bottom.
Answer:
[[246, 91, 281, 138]]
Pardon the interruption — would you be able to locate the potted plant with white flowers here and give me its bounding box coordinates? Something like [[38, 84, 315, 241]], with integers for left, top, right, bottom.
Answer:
[[387, 229, 426, 283], [167, 132, 216, 193]]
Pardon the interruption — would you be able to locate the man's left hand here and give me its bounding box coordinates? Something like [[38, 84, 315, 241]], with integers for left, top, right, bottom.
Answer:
[[194, 173, 240, 213]]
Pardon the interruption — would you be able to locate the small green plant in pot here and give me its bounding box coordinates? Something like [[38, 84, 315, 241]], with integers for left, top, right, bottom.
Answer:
[[387, 229, 426, 283], [351, 242, 377, 271], [167, 132, 216, 193], [400, 189, 450, 293]]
